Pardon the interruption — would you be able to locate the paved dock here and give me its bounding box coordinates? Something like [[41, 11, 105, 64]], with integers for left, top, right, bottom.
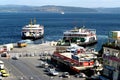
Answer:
[[8, 42, 56, 57], [0, 42, 86, 80]]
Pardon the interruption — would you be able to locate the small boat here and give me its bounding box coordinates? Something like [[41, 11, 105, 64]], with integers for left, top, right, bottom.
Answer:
[[21, 19, 44, 40], [57, 26, 97, 46], [61, 11, 65, 14]]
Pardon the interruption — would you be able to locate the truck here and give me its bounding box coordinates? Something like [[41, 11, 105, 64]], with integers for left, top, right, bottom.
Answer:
[[3, 43, 14, 52]]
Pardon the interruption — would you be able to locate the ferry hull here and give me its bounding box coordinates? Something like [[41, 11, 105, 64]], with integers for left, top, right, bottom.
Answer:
[[51, 52, 95, 74], [51, 58, 80, 74], [21, 35, 44, 40], [77, 40, 97, 47]]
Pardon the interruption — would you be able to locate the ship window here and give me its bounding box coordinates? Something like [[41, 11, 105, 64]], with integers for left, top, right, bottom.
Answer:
[[103, 68, 109, 77], [117, 65, 120, 70], [112, 51, 119, 57], [104, 49, 110, 54]]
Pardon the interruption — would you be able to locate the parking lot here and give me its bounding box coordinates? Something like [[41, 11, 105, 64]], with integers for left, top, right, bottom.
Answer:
[[0, 56, 86, 80]]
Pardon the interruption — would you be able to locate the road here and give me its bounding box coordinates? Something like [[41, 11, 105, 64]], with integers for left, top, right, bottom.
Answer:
[[1, 57, 85, 80]]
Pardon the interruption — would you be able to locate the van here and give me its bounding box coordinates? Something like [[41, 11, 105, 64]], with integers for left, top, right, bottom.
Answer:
[[17, 41, 27, 47]]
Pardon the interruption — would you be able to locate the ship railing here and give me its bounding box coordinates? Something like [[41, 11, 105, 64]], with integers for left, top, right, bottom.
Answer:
[[53, 52, 83, 66], [53, 52, 94, 67]]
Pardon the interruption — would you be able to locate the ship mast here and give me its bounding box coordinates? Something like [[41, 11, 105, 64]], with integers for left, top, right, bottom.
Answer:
[[30, 19, 33, 27], [33, 18, 36, 25]]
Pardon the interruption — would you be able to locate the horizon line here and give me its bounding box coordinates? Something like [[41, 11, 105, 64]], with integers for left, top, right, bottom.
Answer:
[[0, 4, 120, 8]]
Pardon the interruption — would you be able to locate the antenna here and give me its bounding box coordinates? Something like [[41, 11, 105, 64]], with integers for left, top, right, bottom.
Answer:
[[30, 19, 33, 25], [82, 20, 85, 28], [34, 18, 36, 24]]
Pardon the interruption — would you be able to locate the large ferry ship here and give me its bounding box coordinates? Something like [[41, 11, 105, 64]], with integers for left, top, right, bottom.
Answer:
[[21, 19, 44, 40], [51, 44, 98, 73], [57, 26, 97, 46]]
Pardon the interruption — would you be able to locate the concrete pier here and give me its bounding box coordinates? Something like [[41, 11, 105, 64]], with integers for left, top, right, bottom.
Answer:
[[1, 42, 56, 58]]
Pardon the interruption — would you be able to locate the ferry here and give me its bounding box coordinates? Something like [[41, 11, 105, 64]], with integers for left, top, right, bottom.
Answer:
[[21, 19, 44, 40], [57, 26, 97, 46], [51, 44, 98, 73]]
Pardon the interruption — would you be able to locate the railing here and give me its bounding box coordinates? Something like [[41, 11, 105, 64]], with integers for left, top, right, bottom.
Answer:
[[53, 52, 94, 66], [103, 42, 120, 50], [103, 54, 120, 62]]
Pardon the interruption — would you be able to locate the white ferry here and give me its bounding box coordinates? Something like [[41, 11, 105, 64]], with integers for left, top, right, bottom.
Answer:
[[51, 44, 98, 73], [21, 19, 44, 40], [58, 26, 97, 46]]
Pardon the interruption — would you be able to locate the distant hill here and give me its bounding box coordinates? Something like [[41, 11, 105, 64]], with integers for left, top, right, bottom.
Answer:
[[96, 7, 120, 13], [0, 5, 97, 13], [0, 5, 120, 13]]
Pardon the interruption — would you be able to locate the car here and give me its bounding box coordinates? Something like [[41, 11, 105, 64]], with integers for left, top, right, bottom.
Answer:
[[0, 72, 2, 76], [61, 72, 70, 78], [42, 62, 48, 68], [0, 60, 4, 69], [48, 65, 54, 68], [45, 65, 54, 71], [39, 61, 48, 68], [46, 67, 54, 72], [75, 73, 87, 78], [12, 56, 19, 60], [0, 76, 2, 80], [48, 69, 59, 76], [0, 69, 6, 74], [2, 73, 9, 77]]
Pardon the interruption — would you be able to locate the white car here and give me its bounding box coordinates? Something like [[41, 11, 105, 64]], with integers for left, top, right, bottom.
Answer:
[[0, 60, 4, 69], [61, 72, 70, 78], [0, 72, 2, 76], [75, 73, 87, 78], [49, 69, 59, 76], [0, 76, 2, 80], [39, 61, 48, 68]]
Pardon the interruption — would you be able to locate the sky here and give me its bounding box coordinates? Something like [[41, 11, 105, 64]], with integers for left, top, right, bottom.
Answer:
[[1, 0, 120, 8]]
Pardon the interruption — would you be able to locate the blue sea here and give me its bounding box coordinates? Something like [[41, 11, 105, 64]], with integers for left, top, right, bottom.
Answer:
[[0, 12, 120, 51]]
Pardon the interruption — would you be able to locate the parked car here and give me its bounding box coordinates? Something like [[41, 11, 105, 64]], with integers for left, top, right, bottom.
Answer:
[[61, 72, 70, 78], [48, 69, 59, 76], [0, 60, 4, 69], [0, 69, 6, 74], [2, 73, 9, 77], [12, 56, 19, 60], [39, 61, 48, 68], [0, 76, 2, 80], [0, 72, 2, 76], [75, 73, 87, 78], [46, 67, 53, 72]]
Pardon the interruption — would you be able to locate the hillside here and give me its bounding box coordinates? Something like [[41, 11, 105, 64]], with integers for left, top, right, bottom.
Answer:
[[0, 5, 120, 13], [0, 5, 97, 13], [96, 7, 120, 13]]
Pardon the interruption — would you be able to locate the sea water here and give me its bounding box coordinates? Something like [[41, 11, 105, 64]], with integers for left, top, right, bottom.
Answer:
[[0, 12, 120, 51]]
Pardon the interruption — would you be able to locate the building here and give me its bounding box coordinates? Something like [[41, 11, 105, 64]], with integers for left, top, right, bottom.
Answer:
[[101, 31, 120, 80]]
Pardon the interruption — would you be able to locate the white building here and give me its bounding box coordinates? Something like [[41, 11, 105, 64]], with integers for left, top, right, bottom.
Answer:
[[101, 31, 120, 80]]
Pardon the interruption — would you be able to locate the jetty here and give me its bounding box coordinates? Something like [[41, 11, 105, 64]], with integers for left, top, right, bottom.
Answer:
[[0, 41, 56, 58]]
